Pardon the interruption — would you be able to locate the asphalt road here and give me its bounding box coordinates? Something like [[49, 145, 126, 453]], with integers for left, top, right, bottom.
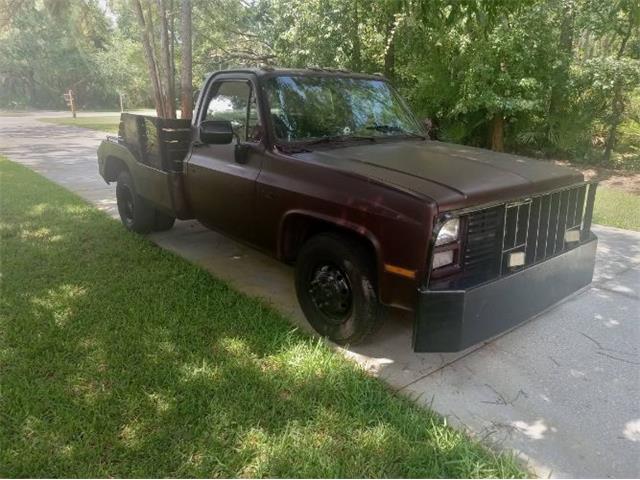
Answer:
[[1, 112, 639, 478]]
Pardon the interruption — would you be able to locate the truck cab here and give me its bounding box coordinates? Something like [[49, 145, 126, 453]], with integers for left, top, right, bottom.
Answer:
[[97, 67, 598, 352]]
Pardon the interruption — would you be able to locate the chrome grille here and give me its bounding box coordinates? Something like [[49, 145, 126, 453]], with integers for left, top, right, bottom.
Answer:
[[430, 182, 597, 290], [499, 183, 595, 275], [462, 205, 503, 282]]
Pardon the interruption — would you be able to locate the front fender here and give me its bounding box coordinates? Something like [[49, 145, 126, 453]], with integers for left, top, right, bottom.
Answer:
[[278, 209, 383, 262], [278, 209, 422, 310]]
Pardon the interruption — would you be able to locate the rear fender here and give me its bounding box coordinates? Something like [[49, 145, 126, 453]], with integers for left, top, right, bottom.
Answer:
[[97, 140, 191, 219], [97, 141, 138, 183]]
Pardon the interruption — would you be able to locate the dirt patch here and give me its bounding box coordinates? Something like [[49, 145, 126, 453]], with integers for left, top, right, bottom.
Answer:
[[554, 161, 640, 195]]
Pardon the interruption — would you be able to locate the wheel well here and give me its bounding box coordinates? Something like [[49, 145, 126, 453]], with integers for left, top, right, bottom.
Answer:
[[104, 156, 129, 182], [281, 214, 378, 272]]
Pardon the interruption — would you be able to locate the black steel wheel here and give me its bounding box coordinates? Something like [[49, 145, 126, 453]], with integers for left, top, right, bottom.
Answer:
[[295, 233, 382, 345], [308, 263, 353, 323], [116, 170, 154, 233]]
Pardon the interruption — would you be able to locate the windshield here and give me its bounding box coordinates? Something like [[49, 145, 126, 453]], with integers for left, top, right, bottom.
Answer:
[[265, 75, 424, 143]]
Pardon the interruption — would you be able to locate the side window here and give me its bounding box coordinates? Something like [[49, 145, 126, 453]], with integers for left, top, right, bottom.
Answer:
[[247, 91, 262, 142], [204, 81, 262, 143]]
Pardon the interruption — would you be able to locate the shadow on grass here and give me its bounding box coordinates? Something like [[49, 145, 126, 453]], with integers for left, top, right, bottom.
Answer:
[[0, 159, 523, 477]]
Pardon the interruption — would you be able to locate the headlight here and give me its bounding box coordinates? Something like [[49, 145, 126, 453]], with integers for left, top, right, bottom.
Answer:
[[432, 250, 454, 269], [435, 218, 459, 246]]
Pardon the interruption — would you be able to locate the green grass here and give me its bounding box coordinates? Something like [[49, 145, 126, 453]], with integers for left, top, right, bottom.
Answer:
[[0, 156, 524, 477], [594, 187, 640, 231], [38, 115, 120, 133]]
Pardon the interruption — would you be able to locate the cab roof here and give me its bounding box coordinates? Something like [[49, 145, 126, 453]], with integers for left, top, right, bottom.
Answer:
[[208, 67, 387, 81]]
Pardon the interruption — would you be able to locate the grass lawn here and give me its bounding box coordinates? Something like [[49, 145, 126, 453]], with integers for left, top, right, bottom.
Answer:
[[0, 155, 524, 477], [593, 187, 640, 231], [38, 115, 120, 133]]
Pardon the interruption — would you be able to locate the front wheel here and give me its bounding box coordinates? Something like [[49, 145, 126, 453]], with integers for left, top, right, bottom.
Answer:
[[295, 233, 382, 346]]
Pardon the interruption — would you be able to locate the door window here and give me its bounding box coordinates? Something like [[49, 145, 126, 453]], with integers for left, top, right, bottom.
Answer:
[[204, 81, 262, 142]]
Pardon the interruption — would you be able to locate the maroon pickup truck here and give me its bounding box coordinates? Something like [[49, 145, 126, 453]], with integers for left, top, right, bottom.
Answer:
[[97, 67, 598, 352]]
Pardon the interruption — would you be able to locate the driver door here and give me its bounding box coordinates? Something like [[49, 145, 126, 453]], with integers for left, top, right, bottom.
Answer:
[[185, 77, 264, 242]]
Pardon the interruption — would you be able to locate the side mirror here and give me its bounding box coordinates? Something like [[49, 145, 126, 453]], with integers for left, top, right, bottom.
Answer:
[[200, 120, 233, 144]]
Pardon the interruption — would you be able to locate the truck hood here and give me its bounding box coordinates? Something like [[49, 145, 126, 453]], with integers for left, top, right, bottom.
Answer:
[[295, 140, 584, 211]]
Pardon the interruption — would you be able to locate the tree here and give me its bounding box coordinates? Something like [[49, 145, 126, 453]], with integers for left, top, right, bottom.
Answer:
[[133, 0, 166, 117], [180, 0, 192, 119], [0, 0, 113, 109], [132, 0, 176, 118], [1, 0, 638, 169], [156, 0, 176, 117], [547, 0, 576, 141], [94, 34, 152, 108], [600, 0, 639, 163]]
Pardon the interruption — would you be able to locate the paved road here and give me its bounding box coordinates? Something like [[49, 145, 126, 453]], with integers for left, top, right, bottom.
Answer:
[[2, 112, 639, 478]]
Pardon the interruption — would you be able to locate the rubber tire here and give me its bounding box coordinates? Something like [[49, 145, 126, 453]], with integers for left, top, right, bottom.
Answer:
[[295, 233, 382, 345], [154, 210, 176, 231], [116, 170, 154, 233]]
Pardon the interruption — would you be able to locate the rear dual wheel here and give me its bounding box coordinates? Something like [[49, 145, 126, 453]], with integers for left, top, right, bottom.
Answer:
[[116, 170, 175, 233]]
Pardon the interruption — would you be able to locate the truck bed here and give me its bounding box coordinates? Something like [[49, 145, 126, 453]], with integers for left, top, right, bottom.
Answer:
[[118, 113, 191, 173], [98, 113, 194, 219]]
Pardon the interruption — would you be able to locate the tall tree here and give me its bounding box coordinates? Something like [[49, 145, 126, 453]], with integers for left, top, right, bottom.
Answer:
[[180, 0, 192, 119], [157, 0, 176, 118], [0, 0, 113, 108], [382, 0, 403, 80], [133, 0, 166, 117], [547, 0, 576, 140], [602, 0, 639, 163], [131, 0, 176, 118], [350, 0, 361, 71]]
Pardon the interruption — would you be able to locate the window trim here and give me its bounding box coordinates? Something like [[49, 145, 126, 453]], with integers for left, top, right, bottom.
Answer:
[[198, 76, 263, 144], [261, 74, 424, 144]]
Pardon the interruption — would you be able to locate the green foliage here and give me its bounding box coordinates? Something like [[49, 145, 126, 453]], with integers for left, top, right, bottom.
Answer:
[[93, 34, 152, 108], [0, 1, 115, 109], [1, 0, 638, 169]]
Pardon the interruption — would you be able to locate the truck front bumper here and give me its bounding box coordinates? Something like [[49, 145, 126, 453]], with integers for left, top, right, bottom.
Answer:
[[413, 235, 598, 352]]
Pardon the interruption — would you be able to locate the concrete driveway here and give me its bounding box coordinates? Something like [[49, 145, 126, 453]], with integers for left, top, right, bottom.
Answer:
[[1, 112, 639, 478]]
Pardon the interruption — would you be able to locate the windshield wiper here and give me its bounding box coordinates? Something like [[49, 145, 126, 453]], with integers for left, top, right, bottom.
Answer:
[[303, 134, 377, 146], [274, 134, 376, 154], [364, 124, 426, 139]]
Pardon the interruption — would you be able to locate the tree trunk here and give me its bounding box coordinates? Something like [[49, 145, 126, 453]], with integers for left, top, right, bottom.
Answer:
[[351, 0, 361, 71], [157, 0, 176, 118], [383, 0, 401, 80], [547, 0, 575, 138], [170, 0, 175, 91], [133, 0, 165, 117], [490, 113, 505, 152], [603, 85, 624, 164], [383, 37, 395, 80], [180, 0, 193, 119], [603, 21, 633, 164], [383, 17, 395, 80]]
